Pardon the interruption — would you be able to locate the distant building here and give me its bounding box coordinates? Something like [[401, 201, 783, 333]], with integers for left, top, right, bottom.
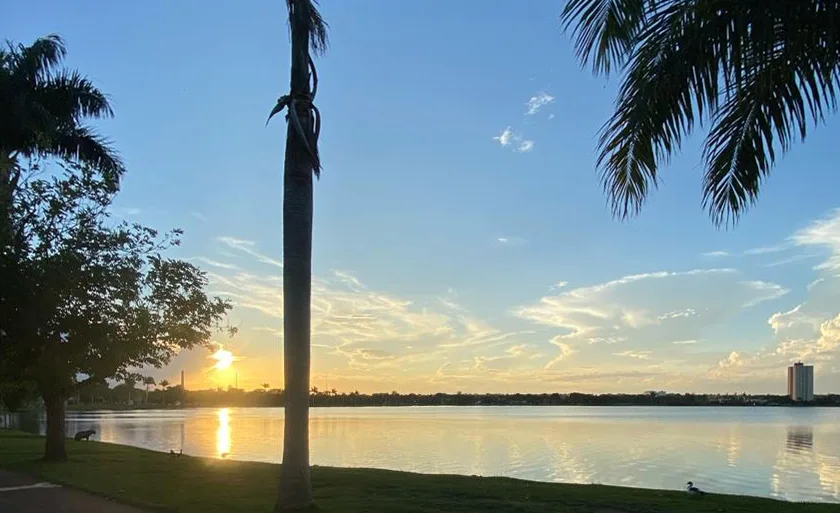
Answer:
[[787, 362, 814, 401]]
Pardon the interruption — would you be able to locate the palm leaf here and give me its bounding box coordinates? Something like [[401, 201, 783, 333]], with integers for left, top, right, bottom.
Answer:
[[702, 1, 840, 225], [35, 70, 114, 120], [561, 0, 649, 75], [569, 0, 840, 225], [7, 34, 65, 80], [286, 0, 328, 56], [41, 125, 124, 184]]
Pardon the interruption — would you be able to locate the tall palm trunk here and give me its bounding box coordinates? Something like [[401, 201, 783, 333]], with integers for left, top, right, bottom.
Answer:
[[277, 1, 316, 510]]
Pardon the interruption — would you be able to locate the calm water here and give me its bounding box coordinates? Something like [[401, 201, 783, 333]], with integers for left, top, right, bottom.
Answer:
[[5, 406, 840, 503]]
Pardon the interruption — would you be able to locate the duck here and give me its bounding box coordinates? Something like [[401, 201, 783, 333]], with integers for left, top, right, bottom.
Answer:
[[686, 481, 706, 495]]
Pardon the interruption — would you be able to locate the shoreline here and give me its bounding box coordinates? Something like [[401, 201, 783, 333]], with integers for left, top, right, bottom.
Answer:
[[1, 429, 836, 512], [60, 402, 835, 412]]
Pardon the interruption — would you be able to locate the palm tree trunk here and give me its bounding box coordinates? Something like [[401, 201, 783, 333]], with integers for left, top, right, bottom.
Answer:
[[276, 1, 315, 510], [43, 390, 67, 461]]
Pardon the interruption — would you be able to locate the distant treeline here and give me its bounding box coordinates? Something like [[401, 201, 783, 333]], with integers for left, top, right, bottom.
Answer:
[[56, 386, 840, 409]]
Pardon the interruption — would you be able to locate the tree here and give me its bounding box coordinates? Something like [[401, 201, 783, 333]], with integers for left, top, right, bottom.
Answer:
[[143, 376, 156, 403], [0, 34, 123, 213], [267, 1, 327, 510], [0, 162, 233, 461], [262, 382, 270, 391], [560, 0, 840, 226], [159, 379, 170, 405]]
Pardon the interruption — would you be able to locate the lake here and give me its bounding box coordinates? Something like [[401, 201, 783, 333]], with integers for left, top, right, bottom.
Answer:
[[4, 406, 840, 503]]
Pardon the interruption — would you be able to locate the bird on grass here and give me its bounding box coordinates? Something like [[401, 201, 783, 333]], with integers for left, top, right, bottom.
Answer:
[[686, 481, 706, 495]]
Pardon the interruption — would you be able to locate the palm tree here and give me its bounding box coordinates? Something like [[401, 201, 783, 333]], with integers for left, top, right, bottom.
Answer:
[[561, 1, 840, 226], [143, 376, 156, 404], [262, 382, 270, 391], [267, 1, 327, 510], [0, 34, 124, 200], [159, 379, 170, 405]]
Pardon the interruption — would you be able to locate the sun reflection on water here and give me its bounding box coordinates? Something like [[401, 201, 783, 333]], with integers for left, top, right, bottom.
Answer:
[[217, 408, 231, 458]]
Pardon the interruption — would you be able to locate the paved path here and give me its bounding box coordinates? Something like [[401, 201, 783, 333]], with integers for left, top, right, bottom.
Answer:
[[0, 470, 149, 513]]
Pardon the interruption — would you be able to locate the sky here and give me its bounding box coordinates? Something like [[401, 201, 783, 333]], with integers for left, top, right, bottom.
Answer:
[[5, 1, 840, 394]]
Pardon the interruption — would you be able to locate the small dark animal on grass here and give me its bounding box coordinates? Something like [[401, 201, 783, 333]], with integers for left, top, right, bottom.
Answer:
[[74, 429, 96, 441], [170, 449, 182, 457], [686, 481, 706, 495]]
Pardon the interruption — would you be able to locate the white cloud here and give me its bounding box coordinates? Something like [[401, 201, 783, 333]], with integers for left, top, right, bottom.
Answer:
[[792, 208, 840, 270], [743, 244, 788, 256], [218, 236, 283, 269], [548, 113, 555, 120], [702, 250, 730, 258], [493, 127, 534, 153], [658, 308, 697, 320], [525, 91, 555, 115], [516, 139, 535, 153], [493, 127, 515, 147], [545, 336, 577, 369], [111, 206, 142, 217], [496, 236, 527, 246], [193, 257, 240, 271], [614, 350, 652, 360], [514, 268, 788, 368], [742, 281, 789, 307], [672, 339, 699, 345]]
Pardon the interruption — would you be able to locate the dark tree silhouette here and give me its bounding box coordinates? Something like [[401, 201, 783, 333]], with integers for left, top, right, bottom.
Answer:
[[0, 35, 123, 201], [561, 0, 840, 226]]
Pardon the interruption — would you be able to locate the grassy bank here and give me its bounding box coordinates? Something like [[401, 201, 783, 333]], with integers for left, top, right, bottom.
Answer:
[[0, 430, 834, 513]]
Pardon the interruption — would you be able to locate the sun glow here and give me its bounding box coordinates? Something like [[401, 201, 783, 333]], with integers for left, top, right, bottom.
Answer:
[[211, 349, 235, 370]]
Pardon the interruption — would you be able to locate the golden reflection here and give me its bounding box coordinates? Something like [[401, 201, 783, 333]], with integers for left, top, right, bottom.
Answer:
[[216, 408, 231, 458]]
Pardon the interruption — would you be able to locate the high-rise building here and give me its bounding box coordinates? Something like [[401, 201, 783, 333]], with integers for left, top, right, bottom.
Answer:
[[787, 362, 814, 401]]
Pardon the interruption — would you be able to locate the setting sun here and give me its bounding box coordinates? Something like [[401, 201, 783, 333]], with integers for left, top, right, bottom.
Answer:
[[211, 349, 235, 370]]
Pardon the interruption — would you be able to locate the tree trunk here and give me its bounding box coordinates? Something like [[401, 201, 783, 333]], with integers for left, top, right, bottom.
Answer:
[[276, 1, 316, 511], [43, 391, 67, 461]]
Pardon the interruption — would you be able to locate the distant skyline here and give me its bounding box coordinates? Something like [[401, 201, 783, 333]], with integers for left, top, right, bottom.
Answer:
[[3, 1, 840, 394]]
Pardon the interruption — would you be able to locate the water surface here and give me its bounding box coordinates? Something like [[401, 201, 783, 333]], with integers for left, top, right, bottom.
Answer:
[[5, 406, 840, 503]]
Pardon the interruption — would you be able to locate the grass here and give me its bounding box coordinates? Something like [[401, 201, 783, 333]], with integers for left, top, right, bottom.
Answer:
[[0, 430, 835, 513]]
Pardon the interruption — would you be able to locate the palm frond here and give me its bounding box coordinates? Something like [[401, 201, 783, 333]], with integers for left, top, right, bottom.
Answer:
[[41, 125, 124, 184], [701, 1, 840, 226], [286, 0, 329, 56], [597, 1, 730, 218], [586, 0, 840, 225], [561, 0, 649, 75], [7, 34, 65, 80], [35, 70, 114, 120]]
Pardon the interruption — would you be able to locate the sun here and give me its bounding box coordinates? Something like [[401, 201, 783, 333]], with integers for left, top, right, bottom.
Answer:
[[211, 349, 235, 370]]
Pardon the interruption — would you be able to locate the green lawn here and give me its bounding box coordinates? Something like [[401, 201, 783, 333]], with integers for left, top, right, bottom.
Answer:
[[0, 430, 835, 513]]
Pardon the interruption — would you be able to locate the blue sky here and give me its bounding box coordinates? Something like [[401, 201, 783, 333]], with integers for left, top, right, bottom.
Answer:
[[5, 0, 840, 393]]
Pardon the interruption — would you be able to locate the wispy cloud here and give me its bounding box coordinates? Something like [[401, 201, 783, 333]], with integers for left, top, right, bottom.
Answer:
[[193, 257, 240, 271], [613, 350, 652, 360], [743, 244, 788, 256], [191, 212, 208, 222], [792, 208, 840, 270], [493, 127, 534, 153], [111, 206, 143, 217], [701, 250, 730, 258], [672, 339, 699, 345], [516, 139, 535, 153], [218, 236, 283, 269], [493, 127, 515, 147], [525, 91, 555, 115], [496, 236, 527, 246]]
